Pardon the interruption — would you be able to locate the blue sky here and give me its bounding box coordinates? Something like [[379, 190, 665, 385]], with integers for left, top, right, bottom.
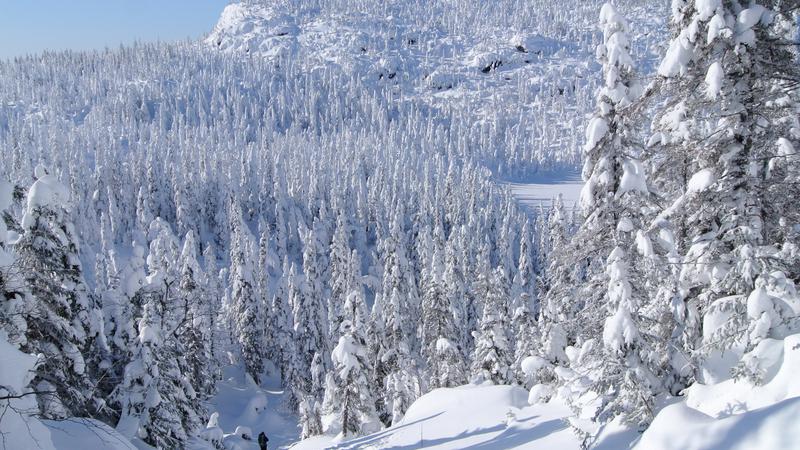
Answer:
[[0, 0, 229, 59]]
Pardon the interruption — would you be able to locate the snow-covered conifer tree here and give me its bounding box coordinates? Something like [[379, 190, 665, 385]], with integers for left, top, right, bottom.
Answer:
[[326, 320, 378, 439], [15, 167, 103, 417], [421, 242, 465, 388], [0, 180, 26, 346], [653, 0, 800, 383], [471, 266, 512, 385], [228, 205, 265, 383]]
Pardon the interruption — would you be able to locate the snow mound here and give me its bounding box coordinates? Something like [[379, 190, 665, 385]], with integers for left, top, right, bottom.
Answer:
[[0, 331, 55, 450], [686, 334, 800, 417], [294, 384, 580, 449], [636, 397, 800, 450], [635, 332, 800, 450], [45, 418, 139, 450]]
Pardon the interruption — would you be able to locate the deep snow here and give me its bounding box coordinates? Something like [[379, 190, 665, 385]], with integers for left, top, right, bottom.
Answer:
[[291, 384, 580, 450], [504, 169, 583, 213], [189, 364, 301, 450]]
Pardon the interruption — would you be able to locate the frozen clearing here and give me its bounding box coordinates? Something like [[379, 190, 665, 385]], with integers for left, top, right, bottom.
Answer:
[[503, 169, 583, 213]]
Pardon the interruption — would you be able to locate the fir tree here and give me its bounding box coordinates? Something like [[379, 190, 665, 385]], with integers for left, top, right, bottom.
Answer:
[[15, 168, 103, 418], [471, 267, 512, 385]]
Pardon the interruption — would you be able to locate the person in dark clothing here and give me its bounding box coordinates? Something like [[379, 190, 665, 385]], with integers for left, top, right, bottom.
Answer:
[[258, 431, 268, 450]]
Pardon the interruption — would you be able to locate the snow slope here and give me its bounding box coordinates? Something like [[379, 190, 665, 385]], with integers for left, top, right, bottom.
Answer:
[[205, 1, 668, 174], [44, 418, 139, 450], [291, 384, 581, 450], [190, 364, 301, 450], [286, 336, 800, 449], [636, 398, 800, 450]]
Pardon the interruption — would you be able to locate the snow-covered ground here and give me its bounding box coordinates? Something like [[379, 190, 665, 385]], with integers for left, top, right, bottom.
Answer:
[[284, 333, 800, 450], [504, 169, 583, 213], [190, 364, 301, 450], [291, 384, 580, 450], [44, 418, 138, 450]]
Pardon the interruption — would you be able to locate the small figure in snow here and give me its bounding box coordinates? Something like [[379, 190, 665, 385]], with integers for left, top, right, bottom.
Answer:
[[258, 431, 268, 450]]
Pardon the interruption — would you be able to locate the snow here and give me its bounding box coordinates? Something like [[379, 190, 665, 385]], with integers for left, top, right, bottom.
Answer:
[[45, 418, 138, 450], [658, 35, 693, 77], [705, 62, 724, 99], [617, 217, 634, 233], [685, 334, 800, 418], [737, 6, 767, 32], [21, 172, 70, 229], [293, 384, 580, 450], [505, 169, 583, 213], [138, 324, 159, 344], [696, 0, 722, 22], [746, 286, 775, 321], [585, 117, 609, 151], [618, 159, 648, 194], [188, 365, 300, 450], [0, 330, 56, 450], [688, 168, 716, 192], [637, 397, 800, 450], [707, 14, 730, 44]]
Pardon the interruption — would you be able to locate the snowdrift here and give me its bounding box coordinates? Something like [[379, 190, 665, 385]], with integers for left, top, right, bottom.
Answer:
[[292, 383, 580, 449], [633, 333, 800, 450]]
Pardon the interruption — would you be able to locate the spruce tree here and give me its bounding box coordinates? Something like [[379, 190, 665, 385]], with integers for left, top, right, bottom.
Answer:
[[326, 320, 377, 439], [654, 0, 800, 381], [228, 205, 265, 384], [471, 267, 512, 385], [15, 168, 103, 418]]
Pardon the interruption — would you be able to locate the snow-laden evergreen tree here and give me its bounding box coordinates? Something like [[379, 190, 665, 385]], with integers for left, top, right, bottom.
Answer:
[[100, 240, 148, 421], [653, 0, 800, 383], [299, 394, 324, 439], [372, 208, 422, 425], [256, 222, 276, 364], [0, 179, 26, 346], [322, 319, 378, 439], [178, 231, 219, 399], [15, 167, 105, 418], [228, 205, 265, 384], [115, 283, 203, 448], [471, 266, 512, 385], [116, 220, 203, 448], [273, 257, 302, 410], [511, 218, 538, 382], [421, 239, 465, 388], [296, 225, 329, 377], [328, 210, 355, 347], [545, 3, 676, 432], [443, 225, 472, 358]]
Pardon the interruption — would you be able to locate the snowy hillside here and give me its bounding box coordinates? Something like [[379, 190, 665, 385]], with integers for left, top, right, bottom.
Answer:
[[205, 0, 668, 174], [293, 384, 579, 450]]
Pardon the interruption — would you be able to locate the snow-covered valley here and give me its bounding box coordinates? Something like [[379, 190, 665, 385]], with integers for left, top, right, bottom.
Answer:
[[2, 0, 800, 449]]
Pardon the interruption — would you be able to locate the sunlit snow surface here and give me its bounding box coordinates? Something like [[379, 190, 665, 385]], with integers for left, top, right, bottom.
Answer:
[[504, 169, 584, 212], [292, 384, 580, 450], [189, 364, 301, 450]]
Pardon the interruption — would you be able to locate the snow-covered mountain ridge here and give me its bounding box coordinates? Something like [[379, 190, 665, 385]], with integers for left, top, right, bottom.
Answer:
[[205, 0, 668, 174]]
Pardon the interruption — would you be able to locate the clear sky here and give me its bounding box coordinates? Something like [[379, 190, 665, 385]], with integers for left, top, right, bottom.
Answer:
[[0, 0, 230, 59]]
